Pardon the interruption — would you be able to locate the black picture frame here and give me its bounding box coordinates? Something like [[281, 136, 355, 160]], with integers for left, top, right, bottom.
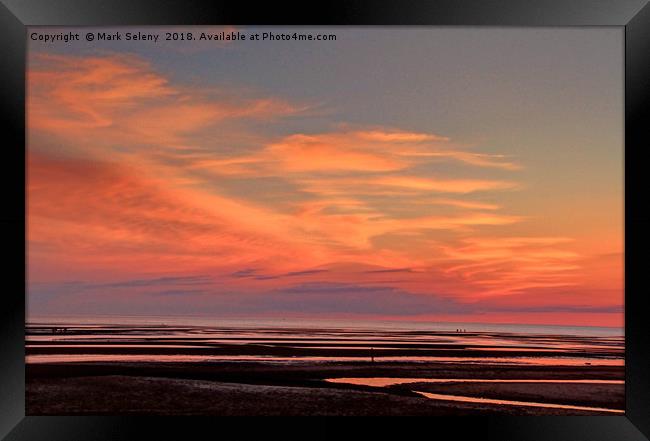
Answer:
[[1, 0, 648, 438]]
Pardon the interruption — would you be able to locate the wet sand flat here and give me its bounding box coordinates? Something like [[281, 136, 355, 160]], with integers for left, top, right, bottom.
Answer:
[[26, 321, 624, 415]]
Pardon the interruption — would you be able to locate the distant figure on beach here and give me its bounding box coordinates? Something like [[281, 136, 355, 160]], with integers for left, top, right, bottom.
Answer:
[[370, 347, 375, 363]]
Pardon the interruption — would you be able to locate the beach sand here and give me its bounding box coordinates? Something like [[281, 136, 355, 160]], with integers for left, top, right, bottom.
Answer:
[[26, 360, 624, 415]]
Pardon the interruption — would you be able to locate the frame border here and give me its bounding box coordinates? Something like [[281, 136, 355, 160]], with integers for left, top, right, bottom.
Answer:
[[1, 0, 648, 439]]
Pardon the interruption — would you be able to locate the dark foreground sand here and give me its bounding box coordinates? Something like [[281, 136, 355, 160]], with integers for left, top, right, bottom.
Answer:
[[26, 361, 624, 416]]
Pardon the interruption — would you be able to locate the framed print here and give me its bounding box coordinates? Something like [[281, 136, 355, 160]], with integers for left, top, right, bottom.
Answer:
[[1, 0, 649, 439]]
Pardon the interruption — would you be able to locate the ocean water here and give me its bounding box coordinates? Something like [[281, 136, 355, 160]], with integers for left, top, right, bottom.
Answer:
[[27, 314, 624, 337]]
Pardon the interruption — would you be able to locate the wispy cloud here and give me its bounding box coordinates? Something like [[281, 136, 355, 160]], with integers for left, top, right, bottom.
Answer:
[[92, 275, 213, 289], [28, 53, 305, 152], [191, 129, 521, 177], [26, 51, 621, 323], [229, 268, 329, 280]]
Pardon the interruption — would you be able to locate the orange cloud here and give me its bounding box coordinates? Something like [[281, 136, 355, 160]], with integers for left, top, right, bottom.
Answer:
[[28, 53, 303, 151], [26, 52, 530, 299], [193, 129, 521, 177], [424, 199, 501, 210], [27, 152, 327, 276], [371, 176, 518, 193], [435, 236, 584, 298], [399, 150, 521, 170], [26, 52, 621, 324], [265, 134, 406, 172]]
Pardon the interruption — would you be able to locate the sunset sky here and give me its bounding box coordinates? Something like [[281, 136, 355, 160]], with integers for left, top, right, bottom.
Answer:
[[27, 27, 624, 327]]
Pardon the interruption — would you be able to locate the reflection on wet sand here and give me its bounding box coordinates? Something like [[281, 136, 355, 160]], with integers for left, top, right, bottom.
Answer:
[[26, 319, 625, 415], [26, 321, 624, 367], [25, 354, 624, 366], [414, 391, 624, 414], [325, 377, 624, 387]]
